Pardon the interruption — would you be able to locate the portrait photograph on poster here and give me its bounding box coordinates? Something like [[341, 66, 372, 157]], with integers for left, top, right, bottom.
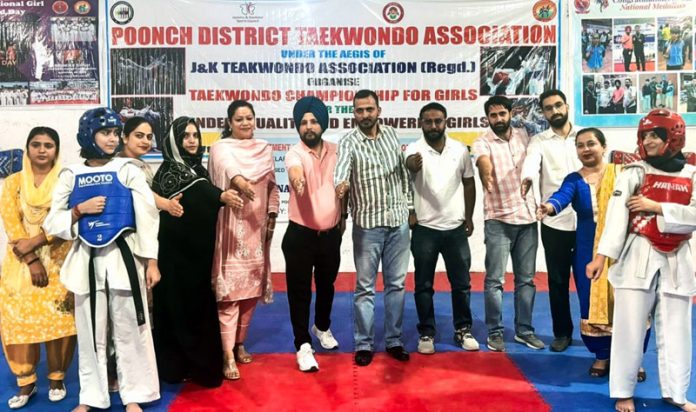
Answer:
[[680, 72, 696, 112], [581, 19, 613, 73], [111, 96, 174, 150], [583, 73, 638, 114], [612, 18, 656, 72], [479, 46, 556, 97], [110, 48, 186, 96], [638, 72, 678, 113], [657, 16, 693, 71]]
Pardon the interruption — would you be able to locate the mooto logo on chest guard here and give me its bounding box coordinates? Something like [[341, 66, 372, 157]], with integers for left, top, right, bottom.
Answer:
[[68, 159, 136, 248]]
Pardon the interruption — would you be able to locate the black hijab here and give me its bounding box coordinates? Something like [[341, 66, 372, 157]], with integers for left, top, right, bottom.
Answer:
[[644, 128, 686, 173], [152, 117, 208, 198]]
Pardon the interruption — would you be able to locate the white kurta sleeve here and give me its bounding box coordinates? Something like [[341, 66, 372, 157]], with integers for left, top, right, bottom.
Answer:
[[43, 168, 78, 240], [520, 134, 542, 182], [597, 166, 642, 259], [121, 163, 159, 260]]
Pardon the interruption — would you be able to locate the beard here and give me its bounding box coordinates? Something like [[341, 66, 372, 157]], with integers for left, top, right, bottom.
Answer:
[[423, 129, 445, 143], [300, 130, 323, 148], [358, 117, 378, 132], [491, 119, 510, 135], [549, 113, 568, 128]]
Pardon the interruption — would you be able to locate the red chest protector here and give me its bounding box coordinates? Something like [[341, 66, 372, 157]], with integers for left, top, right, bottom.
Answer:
[[629, 173, 692, 252]]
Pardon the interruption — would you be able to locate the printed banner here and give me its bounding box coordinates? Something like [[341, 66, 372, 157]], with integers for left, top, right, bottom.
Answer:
[[0, 0, 100, 106], [106, 0, 560, 217], [571, 0, 695, 127]]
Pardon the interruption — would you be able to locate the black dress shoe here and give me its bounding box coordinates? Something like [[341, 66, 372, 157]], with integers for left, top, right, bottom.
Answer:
[[386, 346, 410, 361], [550, 336, 571, 352], [355, 350, 373, 366]]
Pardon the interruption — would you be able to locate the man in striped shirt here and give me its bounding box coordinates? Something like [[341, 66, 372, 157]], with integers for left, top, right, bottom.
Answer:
[[474, 95, 544, 353], [334, 89, 412, 367]]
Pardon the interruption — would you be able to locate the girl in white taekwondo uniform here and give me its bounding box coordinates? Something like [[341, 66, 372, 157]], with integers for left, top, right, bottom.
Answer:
[[43, 107, 160, 412], [587, 109, 696, 412]]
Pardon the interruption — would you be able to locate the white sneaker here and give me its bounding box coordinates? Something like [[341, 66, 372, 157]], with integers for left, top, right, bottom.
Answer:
[[312, 325, 339, 350], [417, 336, 435, 354], [455, 328, 480, 351], [296, 343, 319, 372]]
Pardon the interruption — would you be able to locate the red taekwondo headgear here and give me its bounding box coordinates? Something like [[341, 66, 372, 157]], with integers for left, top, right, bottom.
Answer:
[[637, 109, 686, 160]]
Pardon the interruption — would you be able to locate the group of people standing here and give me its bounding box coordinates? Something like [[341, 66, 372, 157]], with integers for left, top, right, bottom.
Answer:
[[584, 77, 637, 114], [0, 86, 695, 412]]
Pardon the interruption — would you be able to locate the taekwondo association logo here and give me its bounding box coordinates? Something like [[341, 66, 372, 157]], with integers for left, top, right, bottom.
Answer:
[[110, 1, 134, 25], [74, 1, 91, 15], [533, 0, 556, 22], [240, 2, 255, 16], [52, 1, 69, 15], [383, 2, 404, 24]]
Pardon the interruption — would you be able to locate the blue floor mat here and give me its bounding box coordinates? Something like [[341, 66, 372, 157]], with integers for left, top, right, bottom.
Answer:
[[0, 291, 694, 411]]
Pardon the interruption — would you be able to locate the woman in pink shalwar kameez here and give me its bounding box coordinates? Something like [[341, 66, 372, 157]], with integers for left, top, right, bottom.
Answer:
[[209, 100, 279, 380]]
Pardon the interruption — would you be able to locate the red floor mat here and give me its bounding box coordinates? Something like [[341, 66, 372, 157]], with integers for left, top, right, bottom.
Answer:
[[168, 352, 549, 412]]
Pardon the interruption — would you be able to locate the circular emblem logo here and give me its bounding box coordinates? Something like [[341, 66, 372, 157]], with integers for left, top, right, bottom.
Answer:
[[74, 1, 91, 15], [52, 1, 69, 15], [533, 0, 557, 22], [110, 1, 134, 25], [382, 2, 404, 24]]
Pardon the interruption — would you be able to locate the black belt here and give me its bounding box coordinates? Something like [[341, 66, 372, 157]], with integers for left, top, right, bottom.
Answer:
[[289, 220, 338, 237], [88, 235, 146, 352]]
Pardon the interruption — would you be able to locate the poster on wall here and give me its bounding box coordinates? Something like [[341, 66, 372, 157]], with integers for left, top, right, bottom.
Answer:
[[572, 0, 695, 127], [106, 0, 560, 217], [0, 1, 100, 106]]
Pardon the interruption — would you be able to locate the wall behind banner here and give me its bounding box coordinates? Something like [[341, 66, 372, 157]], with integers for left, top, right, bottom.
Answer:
[[1, 0, 695, 274]]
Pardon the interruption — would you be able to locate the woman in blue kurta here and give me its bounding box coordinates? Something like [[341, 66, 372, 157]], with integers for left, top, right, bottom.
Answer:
[[538, 128, 649, 379]]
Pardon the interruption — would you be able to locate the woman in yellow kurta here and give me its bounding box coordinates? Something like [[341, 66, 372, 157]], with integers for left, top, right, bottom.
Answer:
[[0, 127, 76, 409]]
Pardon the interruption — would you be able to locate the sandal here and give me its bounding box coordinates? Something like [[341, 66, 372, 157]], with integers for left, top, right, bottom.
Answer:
[[234, 344, 253, 364], [637, 368, 646, 383], [589, 360, 610, 377], [8, 385, 37, 409], [223, 359, 240, 380]]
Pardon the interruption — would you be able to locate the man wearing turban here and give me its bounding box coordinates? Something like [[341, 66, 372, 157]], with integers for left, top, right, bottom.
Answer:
[[283, 96, 346, 372]]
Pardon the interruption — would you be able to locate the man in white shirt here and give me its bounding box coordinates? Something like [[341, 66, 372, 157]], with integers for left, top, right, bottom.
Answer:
[[623, 78, 637, 114], [405, 102, 478, 354], [597, 81, 613, 114], [521, 89, 581, 352]]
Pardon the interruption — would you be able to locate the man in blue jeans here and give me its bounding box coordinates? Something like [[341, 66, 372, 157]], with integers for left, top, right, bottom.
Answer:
[[335, 89, 412, 366], [473, 96, 544, 352], [405, 102, 478, 354]]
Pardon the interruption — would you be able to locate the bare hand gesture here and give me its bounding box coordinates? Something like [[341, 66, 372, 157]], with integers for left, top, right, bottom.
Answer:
[[233, 176, 255, 201], [291, 177, 306, 196], [167, 193, 184, 217], [336, 181, 350, 199], [221, 190, 244, 209], [586, 255, 606, 281], [12, 238, 35, 258], [406, 153, 423, 173], [146, 260, 161, 289], [521, 178, 532, 197], [80, 196, 107, 214], [627, 195, 661, 214], [465, 219, 474, 237], [28, 258, 48, 287], [536, 203, 553, 221]]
